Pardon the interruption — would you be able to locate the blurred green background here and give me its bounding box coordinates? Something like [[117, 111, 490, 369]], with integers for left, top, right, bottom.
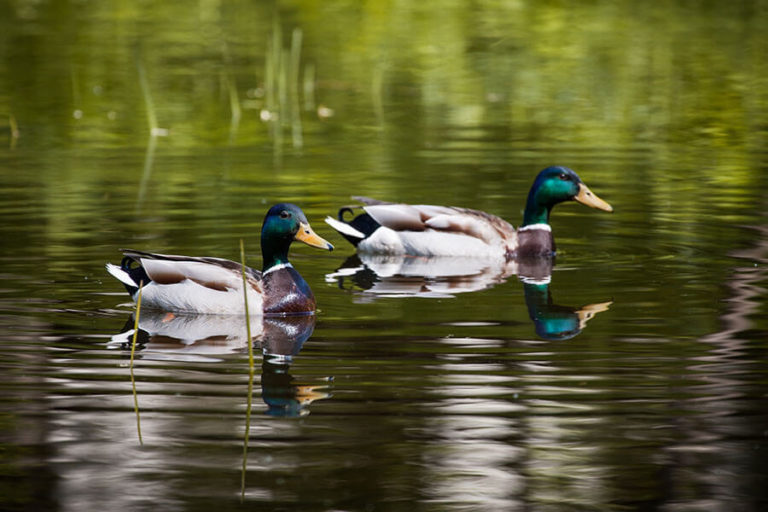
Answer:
[[2, 1, 768, 510]]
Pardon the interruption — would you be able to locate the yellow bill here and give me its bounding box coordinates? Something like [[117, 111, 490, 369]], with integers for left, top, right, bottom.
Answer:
[[575, 183, 613, 212], [295, 222, 334, 250]]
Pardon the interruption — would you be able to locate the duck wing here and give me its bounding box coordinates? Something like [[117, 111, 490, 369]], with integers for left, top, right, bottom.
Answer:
[[122, 250, 262, 292], [362, 203, 516, 246]]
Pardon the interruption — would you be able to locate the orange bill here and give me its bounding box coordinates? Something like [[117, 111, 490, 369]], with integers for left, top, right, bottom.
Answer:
[[575, 183, 613, 212], [295, 222, 334, 250]]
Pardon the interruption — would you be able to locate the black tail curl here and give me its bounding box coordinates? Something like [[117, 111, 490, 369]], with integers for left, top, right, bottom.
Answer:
[[339, 207, 356, 221], [119, 255, 151, 294], [333, 207, 381, 248]]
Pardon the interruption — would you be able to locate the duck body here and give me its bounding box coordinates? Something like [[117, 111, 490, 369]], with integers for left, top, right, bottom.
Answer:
[[325, 166, 612, 259], [106, 204, 333, 316], [343, 203, 516, 258]]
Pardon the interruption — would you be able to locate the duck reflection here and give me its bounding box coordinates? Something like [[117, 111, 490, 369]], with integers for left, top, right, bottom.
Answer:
[[109, 312, 330, 416], [326, 254, 610, 340], [260, 355, 330, 417], [325, 254, 523, 298], [522, 280, 612, 340]]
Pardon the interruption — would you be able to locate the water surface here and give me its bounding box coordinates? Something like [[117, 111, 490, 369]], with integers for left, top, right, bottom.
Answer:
[[1, 1, 768, 511]]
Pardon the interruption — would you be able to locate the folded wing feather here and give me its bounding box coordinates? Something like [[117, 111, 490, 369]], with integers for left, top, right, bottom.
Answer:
[[362, 203, 516, 245], [126, 251, 263, 294], [362, 204, 429, 231], [140, 259, 245, 292]]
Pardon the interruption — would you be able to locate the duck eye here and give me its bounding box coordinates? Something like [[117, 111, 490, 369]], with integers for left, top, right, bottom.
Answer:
[[279, 211, 291, 219], [559, 173, 569, 181]]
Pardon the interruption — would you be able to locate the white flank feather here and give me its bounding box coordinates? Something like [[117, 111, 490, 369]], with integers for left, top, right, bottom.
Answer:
[[358, 227, 502, 258], [138, 279, 265, 315], [107, 261, 265, 315], [357, 227, 406, 254]]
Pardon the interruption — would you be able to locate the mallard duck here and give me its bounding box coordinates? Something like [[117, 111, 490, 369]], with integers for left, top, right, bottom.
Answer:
[[106, 203, 333, 315], [325, 166, 612, 259]]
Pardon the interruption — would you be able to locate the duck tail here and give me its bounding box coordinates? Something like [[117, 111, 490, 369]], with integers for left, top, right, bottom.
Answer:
[[325, 215, 366, 245], [338, 206, 355, 221], [326, 202, 386, 247], [105, 254, 151, 296]]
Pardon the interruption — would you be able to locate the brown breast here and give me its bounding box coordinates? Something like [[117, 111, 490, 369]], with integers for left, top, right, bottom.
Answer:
[[262, 266, 316, 315], [513, 228, 555, 259]]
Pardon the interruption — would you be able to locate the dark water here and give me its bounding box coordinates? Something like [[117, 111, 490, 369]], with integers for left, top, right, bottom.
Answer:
[[2, 1, 768, 511]]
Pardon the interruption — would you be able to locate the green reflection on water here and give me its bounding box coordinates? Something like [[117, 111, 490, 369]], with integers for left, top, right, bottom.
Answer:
[[0, 0, 766, 343], [1, 1, 768, 511], [0, 1, 765, 223]]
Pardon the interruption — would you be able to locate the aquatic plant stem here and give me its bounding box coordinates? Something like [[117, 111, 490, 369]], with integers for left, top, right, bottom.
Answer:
[[303, 62, 316, 112], [136, 56, 157, 135], [8, 114, 19, 148], [262, 18, 309, 158], [135, 51, 167, 137], [135, 134, 157, 213], [239, 239, 255, 369], [372, 65, 384, 126], [240, 353, 256, 500], [289, 28, 303, 149], [240, 240, 255, 499], [222, 41, 241, 142], [130, 282, 144, 445], [70, 64, 82, 120]]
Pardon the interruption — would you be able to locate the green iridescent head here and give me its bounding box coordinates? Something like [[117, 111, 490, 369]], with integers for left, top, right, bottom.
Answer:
[[522, 166, 612, 227], [261, 203, 333, 271]]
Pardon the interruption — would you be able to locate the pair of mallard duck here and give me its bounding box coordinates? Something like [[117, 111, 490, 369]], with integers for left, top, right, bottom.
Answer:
[[107, 166, 612, 315]]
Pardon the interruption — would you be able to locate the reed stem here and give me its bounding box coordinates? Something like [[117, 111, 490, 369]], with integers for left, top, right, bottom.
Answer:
[[239, 240, 256, 500], [130, 282, 144, 445]]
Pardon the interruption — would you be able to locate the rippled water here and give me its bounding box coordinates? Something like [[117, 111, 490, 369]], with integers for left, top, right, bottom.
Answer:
[[2, 1, 768, 511]]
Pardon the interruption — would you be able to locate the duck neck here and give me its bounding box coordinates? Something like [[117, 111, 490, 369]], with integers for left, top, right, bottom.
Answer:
[[522, 188, 552, 227], [514, 188, 553, 255], [261, 236, 291, 273], [524, 282, 552, 318]]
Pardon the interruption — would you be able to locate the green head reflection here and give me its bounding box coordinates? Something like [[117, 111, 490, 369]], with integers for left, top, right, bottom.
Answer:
[[523, 281, 611, 340]]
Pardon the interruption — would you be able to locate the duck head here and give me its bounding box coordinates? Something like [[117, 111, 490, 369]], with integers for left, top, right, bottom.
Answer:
[[522, 166, 612, 227], [261, 203, 333, 271]]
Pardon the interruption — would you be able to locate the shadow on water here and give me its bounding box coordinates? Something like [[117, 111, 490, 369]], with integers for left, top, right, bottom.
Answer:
[[109, 312, 330, 417], [326, 254, 611, 340]]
